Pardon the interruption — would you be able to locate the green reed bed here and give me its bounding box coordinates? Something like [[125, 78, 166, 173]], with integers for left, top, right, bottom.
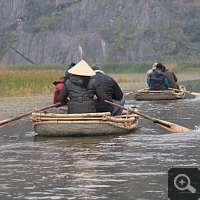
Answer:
[[2, 61, 200, 74], [0, 70, 64, 97], [0, 70, 143, 97], [1, 61, 200, 97], [0, 62, 155, 73]]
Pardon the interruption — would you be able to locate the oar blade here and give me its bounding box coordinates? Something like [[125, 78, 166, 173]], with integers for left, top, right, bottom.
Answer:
[[104, 100, 191, 133], [154, 119, 192, 133]]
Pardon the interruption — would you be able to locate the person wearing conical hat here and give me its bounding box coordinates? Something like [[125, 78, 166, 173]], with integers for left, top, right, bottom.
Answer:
[[58, 60, 106, 114]]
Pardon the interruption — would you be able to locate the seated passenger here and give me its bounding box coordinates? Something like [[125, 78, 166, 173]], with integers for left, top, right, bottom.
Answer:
[[58, 60, 106, 114], [148, 63, 169, 90], [162, 65, 179, 89], [53, 76, 68, 114], [53, 63, 76, 114], [91, 63, 125, 116]]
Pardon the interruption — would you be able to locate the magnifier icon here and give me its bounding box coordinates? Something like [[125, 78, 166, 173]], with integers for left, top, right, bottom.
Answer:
[[174, 174, 196, 193]]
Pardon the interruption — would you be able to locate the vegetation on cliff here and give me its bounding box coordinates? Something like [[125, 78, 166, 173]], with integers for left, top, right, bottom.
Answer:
[[1, 0, 200, 64]]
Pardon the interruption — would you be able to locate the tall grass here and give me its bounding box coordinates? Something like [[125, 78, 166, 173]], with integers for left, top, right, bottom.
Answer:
[[1, 61, 200, 97], [0, 70, 64, 97]]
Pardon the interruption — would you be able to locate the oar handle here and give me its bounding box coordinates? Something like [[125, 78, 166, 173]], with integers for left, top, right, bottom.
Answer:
[[104, 100, 171, 128]]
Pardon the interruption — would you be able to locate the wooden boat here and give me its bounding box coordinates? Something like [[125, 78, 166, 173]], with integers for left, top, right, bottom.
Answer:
[[30, 105, 140, 136], [133, 85, 186, 100]]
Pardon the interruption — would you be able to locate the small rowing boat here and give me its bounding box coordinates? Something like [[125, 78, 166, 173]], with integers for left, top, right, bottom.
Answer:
[[133, 86, 186, 100], [30, 105, 140, 136]]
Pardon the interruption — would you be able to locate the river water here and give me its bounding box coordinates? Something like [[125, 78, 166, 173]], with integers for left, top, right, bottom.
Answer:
[[0, 80, 200, 200]]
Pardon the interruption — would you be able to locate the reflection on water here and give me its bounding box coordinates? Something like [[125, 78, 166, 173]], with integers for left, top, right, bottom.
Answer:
[[0, 81, 200, 200]]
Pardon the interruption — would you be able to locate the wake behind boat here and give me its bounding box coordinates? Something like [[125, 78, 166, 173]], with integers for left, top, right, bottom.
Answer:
[[30, 105, 140, 136], [133, 85, 186, 100]]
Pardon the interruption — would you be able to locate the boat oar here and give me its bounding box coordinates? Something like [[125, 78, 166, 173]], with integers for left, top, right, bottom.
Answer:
[[123, 91, 135, 97], [0, 102, 62, 128], [169, 88, 200, 96], [123, 89, 139, 97], [104, 100, 191, 133]]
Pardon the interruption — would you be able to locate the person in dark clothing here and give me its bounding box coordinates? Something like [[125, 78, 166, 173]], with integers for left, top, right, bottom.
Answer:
[[162, 65, 179, 89], [91, 63, 125, 116], [58, 60, 106, 114], [148, 63, 169, 90]]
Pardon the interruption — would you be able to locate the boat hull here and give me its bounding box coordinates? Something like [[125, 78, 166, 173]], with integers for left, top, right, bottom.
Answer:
[[31, 109, 140, 136], [133, 86, 185, 100], [33, 121, 138, 136]]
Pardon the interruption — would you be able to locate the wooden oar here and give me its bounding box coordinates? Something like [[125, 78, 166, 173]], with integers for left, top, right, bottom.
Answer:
[[104, 100, 191, 133], [169, 88, 200, 96], [181, 90, 200, 96], [123, 89, 140, 97], [0, 102, 62, 128], [123, 91, 135, 97]]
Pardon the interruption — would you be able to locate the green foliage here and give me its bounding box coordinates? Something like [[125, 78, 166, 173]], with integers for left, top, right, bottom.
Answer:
[[100, 62, 153, 73], [0, 31, 18, 59], [149, 2, 200, 62], [1, 63, 68, 71], [144, 24, 155, 40], [2, 61, 200, 74], [175, 8, 183, 19], [185, 5, 200, 19], [151, 1, 160, 9], [97, 18, 134, 62], [79, 20, 88, 32], [1, 62, 154, 73], [185, 18, 200, 42], [23, 0, 62, 34]]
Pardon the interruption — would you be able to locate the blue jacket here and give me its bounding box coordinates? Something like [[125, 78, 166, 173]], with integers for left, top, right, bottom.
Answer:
[[148, 68, 169, 90]]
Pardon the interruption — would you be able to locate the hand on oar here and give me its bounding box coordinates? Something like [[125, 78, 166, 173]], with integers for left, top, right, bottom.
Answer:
[[169, 88, 200, 96], [0, 102, 62, 128], [104, 100, 191, 133]]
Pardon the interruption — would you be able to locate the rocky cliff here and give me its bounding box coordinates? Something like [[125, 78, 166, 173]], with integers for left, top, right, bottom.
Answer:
[[0, 0, 199, 65]]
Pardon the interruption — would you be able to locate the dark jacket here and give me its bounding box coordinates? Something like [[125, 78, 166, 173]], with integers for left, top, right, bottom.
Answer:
[[53, 78, 68, 107], [148, 68, 169, 90], [93, 72, 123, 112], [58, 75, 106, 114], [163, 69, 179, 89]]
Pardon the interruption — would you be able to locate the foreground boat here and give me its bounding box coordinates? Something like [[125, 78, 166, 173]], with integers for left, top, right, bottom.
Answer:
[[133, 86, 186, 100], [31, 105, 140, 136]]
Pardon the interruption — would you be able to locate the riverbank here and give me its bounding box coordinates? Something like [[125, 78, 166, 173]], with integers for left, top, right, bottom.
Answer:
[[0, 73, 200, 122]]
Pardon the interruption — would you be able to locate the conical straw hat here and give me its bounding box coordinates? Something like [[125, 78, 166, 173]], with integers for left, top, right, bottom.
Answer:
[[68, 60, 96, 76]]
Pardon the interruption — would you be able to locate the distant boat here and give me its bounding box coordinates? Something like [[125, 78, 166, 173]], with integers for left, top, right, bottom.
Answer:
[[133, 86, 186, 100], [31, 105, 140, 136]]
